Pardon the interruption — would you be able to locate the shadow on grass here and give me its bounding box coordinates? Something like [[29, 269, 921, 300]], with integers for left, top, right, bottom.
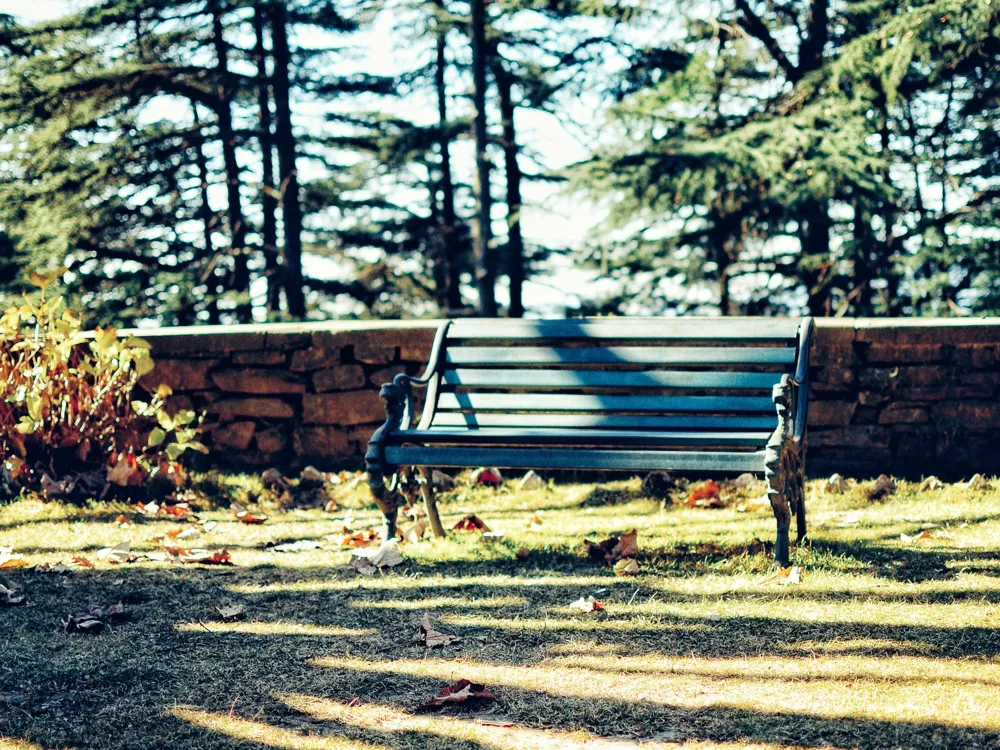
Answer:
[[3, 552, 1000, 750]]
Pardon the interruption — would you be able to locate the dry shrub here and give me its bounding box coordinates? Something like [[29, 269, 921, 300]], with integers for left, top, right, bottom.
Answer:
[[0, 269, 205, 495]]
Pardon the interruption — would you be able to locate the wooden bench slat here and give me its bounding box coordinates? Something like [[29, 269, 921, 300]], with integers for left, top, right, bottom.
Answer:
[[391, 428, 771, 447], [435, 393, 776, 413], [447, 318, 800, 341], [384, 446, 767, 472], [443, 368, 782, 390], [446, 346, 796, 366], [430, 413, 779, 430]]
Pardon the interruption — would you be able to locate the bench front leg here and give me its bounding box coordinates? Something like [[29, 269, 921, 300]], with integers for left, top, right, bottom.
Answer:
[[365, 381, 408, 539], [765, 376, 797, 567]]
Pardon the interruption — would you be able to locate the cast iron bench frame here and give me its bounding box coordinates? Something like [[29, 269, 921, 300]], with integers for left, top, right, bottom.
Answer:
[[366, 318, 814, 565]]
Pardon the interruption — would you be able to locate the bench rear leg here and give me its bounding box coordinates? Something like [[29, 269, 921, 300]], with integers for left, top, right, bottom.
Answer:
[[418, 467, 446, 538]]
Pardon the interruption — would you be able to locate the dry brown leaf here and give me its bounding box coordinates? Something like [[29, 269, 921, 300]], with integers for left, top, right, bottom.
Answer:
[[417, 679, 497, 711], [453, 515, 490, 532], [231, 500, 268, 524], [107, 454, 144, 487], [412, 614, 460, 648], [515, 548, 530, 560], [685, 480, 724, 508], [868, 474, 896, 501], [612, 529, 638, 559], [613, 559, 640, 576], [569, 596, 604, 613], [97, 542, 133, 565], [350, 541, 403, 575], [337, 526, 380, 548], [214, 603, 247, 620], [169, 548, 233, 565], [63, 602, 125, 634], [0, 582, 26, 607], [402, 520, 428, 544], [525, 515, 543, 533], [0, 548, 28, 570]]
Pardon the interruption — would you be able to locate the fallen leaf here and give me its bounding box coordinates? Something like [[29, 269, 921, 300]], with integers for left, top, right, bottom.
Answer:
[[584, 536, 618, 563], [161, 503, 191, 519], [417, 679, 497, 711], [97, 542, 133, 565], [612, 529, 638, 559], [469, 467, 503, 488], [63, 602, 125, 634], [72, 556, 94, 569], [107, 453, 144, 487], [268, 539, 323, 553], [0, 583, 26, 607], [480, 531, 505, 543], [919, 476, 944, 492], [569, 596, 604, 613], [514, 548, 530, 560], [350, 540, 404, 575], [114, 514, 133, 527], [613, 559, 640, 576], [867, 474, 896, 501], [402, 520, 428, 544], [172, 548, 233, 565], [453, 514, 490, 532], [761, 565, 802, 584], [686, 480, 723, 508], [516, 471, 544, 491], [231, 500, 268, 524], [337, 526, 380, 548], [412, 614, 460, 648], [214, 603, 246, 620], [825, 473, 849, 494], [525, 515, 543, 533], [966, 474, 994, 492], [0, 548, 28, 570]]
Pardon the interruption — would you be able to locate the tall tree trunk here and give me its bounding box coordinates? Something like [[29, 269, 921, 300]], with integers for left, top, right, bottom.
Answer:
[[852, 202, 875, 315], [254, 3, 281, 315], [801, 200, 833, 316], [434, 0, 463, 312], [469, 0, 496, 316], [270, 2, 306, 318], [797, 0, 831, 315], [493, 60, 524, 318], [210, 0, 250, 323], [192, 104, 220, 325]]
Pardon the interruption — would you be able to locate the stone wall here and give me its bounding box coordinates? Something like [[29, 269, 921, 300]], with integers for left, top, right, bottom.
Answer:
[[808, 320, 1000, 478], [135, 319, 1000, 478]]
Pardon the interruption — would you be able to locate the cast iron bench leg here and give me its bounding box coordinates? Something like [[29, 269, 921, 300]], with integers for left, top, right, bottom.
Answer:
[[418, 467, 446, 538]]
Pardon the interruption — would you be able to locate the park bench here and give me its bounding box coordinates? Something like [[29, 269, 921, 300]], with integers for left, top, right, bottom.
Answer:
[[366, 318, 814, 565]]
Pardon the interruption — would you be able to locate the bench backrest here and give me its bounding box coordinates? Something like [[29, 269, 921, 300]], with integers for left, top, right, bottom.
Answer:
[[418, 318, 813, 445]]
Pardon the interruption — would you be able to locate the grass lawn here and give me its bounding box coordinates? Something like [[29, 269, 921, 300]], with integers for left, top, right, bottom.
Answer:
[[2, 471, 1000, 750]]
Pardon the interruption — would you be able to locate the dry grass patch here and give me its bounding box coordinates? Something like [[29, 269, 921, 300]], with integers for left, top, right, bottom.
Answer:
[[1, 472, 999, 749]]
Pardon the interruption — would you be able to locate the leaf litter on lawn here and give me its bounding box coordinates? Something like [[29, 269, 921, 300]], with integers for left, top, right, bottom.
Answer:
[[417, 679, 497, 712], [412, 614, 460, 648]]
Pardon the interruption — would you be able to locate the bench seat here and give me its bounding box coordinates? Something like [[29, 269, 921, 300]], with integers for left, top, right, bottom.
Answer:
[[366, 317, 814, 565]]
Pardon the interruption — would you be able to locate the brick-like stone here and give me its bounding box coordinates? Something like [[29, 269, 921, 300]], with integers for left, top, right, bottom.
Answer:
[[232, 351, 287, 366], [957, 343, 1000, 369], [211, 398, 295, 420], [807, 401, 857, 427], [930, 402, 1000, 430], [864, 343, 947, 364], [878, 403, 929, 425], [352, 343, 397, 365], [302, 391, 385, 426], [293, 427, 350, 462], [211, 369, 306, 394], [313, 366, 366, 393], [212, 421, 256, 450], [290, 347, 338, 372], [858, 390, 889, 406], [144, 359, 220, 391], [810, 426, 892, 450], [812, 325, 857, 365], [368, 364, 408, 387], [254, 428, 287, 454], [811, 364, 855, 393]]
